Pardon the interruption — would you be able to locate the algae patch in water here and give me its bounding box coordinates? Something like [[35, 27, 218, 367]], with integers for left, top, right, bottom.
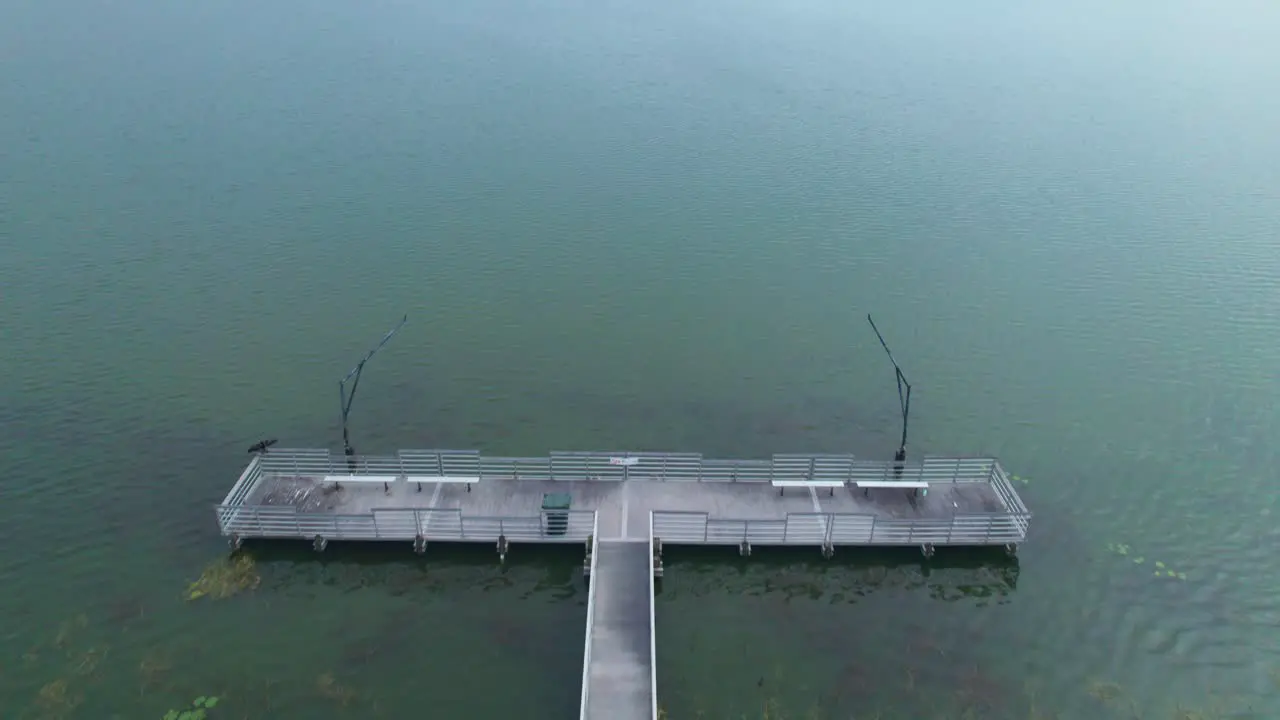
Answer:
[[34, 678, 82, 718], [316, 672, 357, 707], [1087, 679, 1124, 703], [162, 695, 220, 720], [186, 554, 260, 601]]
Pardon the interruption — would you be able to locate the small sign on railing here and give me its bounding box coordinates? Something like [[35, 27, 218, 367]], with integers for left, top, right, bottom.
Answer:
[[609, 457, 640, 466]]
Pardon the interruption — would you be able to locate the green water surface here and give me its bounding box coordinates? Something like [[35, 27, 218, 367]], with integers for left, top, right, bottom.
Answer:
[[2, 0, 1278, 718]]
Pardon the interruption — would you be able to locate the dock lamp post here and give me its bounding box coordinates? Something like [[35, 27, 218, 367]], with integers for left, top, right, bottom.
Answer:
[[338, 314, 408, 467], [867, 314, 911, 476]]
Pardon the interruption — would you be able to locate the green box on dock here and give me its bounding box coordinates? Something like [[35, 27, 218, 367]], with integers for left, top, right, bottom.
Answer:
[[542, 492, 571, 536]]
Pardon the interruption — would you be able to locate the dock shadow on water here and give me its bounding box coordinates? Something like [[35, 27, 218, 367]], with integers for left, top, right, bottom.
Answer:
[[3, 542, 587, 719], [653, 547, 1261, 720]]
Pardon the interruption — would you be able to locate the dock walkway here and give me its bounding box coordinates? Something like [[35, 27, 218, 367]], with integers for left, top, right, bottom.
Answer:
[[582, 540, 654, 720]]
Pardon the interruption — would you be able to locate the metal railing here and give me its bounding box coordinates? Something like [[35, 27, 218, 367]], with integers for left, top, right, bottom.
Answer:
[[989, 463, 1032, 537], [251, 448, 1000, 484], [647, 513, 659, 720], [651, 510, 1029, 547], [216, 456, 264, 531], [228, 449, 1027, 548], [214, 504, 595, 543], [578, 514, 600, 720]]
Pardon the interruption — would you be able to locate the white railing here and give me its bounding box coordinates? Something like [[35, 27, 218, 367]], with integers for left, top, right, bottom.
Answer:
[[215, 505, 595, 543], [647, 512, 659, 720], [651, 510, 1029, 547], [250, 449, 1000, 485], [578, 514, 600, 720], [231, 450, 1028, 548], [216, 457, 263, 531]]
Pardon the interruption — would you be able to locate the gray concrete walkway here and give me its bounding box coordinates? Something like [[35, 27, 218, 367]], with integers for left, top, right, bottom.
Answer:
[[584, 541, 653, 720]]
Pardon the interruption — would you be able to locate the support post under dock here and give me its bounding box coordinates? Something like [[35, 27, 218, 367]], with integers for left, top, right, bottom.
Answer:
[[581, 540, 656, 720]]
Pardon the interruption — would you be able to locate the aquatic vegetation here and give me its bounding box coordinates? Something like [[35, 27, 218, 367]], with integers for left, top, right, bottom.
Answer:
[[185, 553, 260, 601], [316, 672, 356, 706], [161, 695, 219, 720], [953, 663, 1004, 711], [658, 695, 834, 720], [1087, 679, 1124, 703], [68, 645, 108, 677], [1010, 473, 1031, 486], [1105, 542, 1132, 557], [1106, 543, 1188, 580], [53, 613, 88, 649], [33, 678, 82, 719], [1170, 704, 1228, 720], [138, 647, 174, 694], [1151, 560, 1189, 580], [104, 594, 148, 624]]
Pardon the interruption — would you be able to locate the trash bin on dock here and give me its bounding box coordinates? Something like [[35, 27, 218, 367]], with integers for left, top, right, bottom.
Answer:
[[542, 492, 571, 537]]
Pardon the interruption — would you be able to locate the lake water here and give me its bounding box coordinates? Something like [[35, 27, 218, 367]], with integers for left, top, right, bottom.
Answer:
[[3, 0, 1279, 718]]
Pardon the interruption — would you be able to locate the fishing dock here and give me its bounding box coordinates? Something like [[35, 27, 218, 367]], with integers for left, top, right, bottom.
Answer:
[[215, 447, 1031, 720]]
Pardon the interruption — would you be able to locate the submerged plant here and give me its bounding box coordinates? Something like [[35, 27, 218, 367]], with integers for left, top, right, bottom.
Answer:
[[69, 645, 108, 677], [316, 672, 356, 706], [138, 647, 174, 695], [53, 614, 89, 649], [186, 553, 260, 601], [1087, 679, 1124, 704], [34, 678, 83, 719], [161, 695, 219, 720], [1105, 542, 1132, 557]]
